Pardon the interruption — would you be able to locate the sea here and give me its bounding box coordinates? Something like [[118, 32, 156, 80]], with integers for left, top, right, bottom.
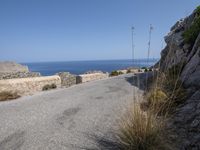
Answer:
[[23, 59, 158, 76]]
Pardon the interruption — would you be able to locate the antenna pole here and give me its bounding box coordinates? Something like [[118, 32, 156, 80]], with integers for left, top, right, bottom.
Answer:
[[131, 26, 136, 101], [146, 24, 153, 90]]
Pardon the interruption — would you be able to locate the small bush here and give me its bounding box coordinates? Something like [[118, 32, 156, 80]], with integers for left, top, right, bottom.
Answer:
[[144, 68, 148, 72], [0, 91, 20, 101], [110, 71, 123, 76], [42, 84, 57, 91], [118, 104, 166, 150], [127, 69, 132, 73], [110, 71, 119, 76]]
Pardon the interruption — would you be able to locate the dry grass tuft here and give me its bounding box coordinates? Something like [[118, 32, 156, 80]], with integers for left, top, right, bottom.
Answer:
[[147, 89, 167, 106], [0, 91, 20, 101], [117, 104, 168, 150], [42, 83, 57, 91]]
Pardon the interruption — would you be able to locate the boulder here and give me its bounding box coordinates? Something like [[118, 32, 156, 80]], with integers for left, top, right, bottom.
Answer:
[[57, 72, 76, 87]]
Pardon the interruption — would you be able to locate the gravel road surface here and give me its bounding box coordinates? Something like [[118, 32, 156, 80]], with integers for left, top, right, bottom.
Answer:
[[0, 74, 144, 150]]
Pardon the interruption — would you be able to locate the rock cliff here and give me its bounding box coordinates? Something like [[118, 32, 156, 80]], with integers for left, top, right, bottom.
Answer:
[[157, 6, 200, 149]]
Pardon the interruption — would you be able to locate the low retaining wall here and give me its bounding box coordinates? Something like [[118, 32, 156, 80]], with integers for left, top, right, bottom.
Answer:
[[77, 73, 109, 83], [0, 76, 61, 95]]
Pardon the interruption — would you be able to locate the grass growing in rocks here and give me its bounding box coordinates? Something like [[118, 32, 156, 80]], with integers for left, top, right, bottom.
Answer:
[[0, 91, 20, 101], [42, 83, 57, 91], [117, 104, 168, 150], [110, 71, 124, 77], [117, 63, 186, 149]]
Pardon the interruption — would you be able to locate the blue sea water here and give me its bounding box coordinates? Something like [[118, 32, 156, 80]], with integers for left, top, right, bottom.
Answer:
[[23, 59, 158, 76]]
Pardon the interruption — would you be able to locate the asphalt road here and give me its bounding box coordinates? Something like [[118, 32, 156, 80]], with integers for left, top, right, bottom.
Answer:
[[0, 74, 144, 150]]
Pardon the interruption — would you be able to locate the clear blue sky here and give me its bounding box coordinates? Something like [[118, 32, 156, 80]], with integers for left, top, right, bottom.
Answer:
[[0, 0, 199, 62]]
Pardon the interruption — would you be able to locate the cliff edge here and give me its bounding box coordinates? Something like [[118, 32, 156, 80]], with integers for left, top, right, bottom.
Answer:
[[157, 6, 200, 149]]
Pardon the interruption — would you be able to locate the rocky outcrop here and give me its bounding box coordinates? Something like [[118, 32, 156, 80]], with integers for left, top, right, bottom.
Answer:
[[0, 61, 29, 73], [57, 72, 76, 87], [0, 62, 41, 80], [158, 7, 200, 149]]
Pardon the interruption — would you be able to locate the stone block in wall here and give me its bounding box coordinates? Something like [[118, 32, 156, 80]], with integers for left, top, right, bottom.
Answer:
[[77, 73, 109, 83], [0, 75, 61, 95], [56, 72, 76, 87]]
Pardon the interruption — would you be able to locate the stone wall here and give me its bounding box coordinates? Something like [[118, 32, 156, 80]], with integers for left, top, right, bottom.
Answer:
[[0, 72, 41, 80], [76, 73, 109, 83], [0, 76, 61, 95], [56, 72, 76, 87]]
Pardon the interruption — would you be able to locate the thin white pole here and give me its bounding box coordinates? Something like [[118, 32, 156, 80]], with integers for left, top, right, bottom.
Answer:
[[146, 24, 153, 90], [131, 26, 136, 101]]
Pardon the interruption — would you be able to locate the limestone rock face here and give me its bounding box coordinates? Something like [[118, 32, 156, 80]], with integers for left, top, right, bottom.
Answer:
[[157, 7, 200, 149], [158, 9, 200, 91]]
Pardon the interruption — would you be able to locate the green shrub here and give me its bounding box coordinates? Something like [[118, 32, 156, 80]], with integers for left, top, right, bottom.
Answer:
[[110, 70, 123, 76], [42, 84, 57, 91], [183, 6, 200, 45], [0, 91, 20, 101], [127, 69, 132, 73], [144, 68, 148, 72], [110, 71, 118, 76]]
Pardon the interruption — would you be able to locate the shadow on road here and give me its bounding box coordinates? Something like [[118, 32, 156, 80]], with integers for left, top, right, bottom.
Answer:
[[69, 132, 122, 150], [125, 72, 153, 91]]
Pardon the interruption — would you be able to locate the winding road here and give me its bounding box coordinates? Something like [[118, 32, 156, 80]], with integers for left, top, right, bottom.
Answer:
[[0, 74, 144, 150]]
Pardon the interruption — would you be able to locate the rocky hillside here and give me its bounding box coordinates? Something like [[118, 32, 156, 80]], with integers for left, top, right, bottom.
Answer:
[[0, 61, 40, 79], [0, 61, 29, 73], [158, 6, 200, 149]]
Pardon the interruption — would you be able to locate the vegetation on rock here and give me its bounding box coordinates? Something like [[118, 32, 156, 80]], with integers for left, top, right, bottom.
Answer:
[[42, 84, 57, 91], [118, 104, 169, 150], [147, 89, 167, 107], [0, 91, 20, 101], [183, 6, 200, 45], [110, 70, 123, 76]]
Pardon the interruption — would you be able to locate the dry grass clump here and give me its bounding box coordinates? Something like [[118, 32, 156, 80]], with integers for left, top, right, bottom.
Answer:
[[145, 62, 187, 115], [117, 104, 168, 150], [0, 91, 20, 101], [147, 89, 167, 106], [42, 83, 57, 91]]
